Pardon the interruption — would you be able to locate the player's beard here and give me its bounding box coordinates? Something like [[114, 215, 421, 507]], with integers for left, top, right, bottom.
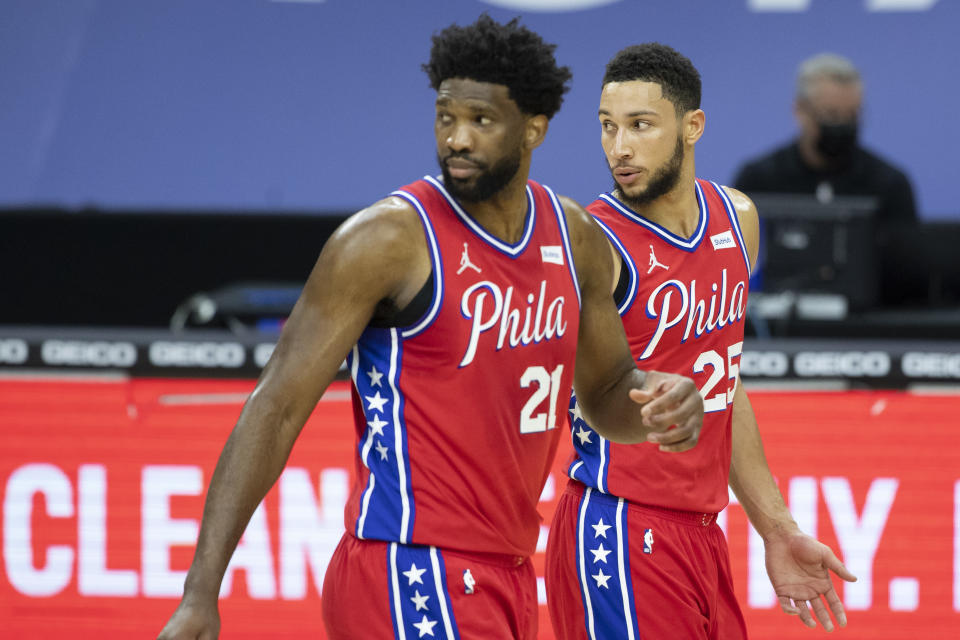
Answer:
[[439, 149, 522, 203], [613, 134, 684, 209]]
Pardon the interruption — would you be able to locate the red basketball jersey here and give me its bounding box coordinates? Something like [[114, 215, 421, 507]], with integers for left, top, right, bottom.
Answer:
[[343, 175, 581, 557], [567, 179, 750, 513]]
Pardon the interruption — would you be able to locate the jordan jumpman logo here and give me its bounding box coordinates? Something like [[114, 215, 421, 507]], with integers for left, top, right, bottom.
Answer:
[[457, 242, 481, 274], [647, 245, 669, 274]]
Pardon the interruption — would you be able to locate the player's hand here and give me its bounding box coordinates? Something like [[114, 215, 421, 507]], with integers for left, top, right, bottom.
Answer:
[[765, 532, 857, 631], [156, 599, 221, 640], [627, 370, 703, 452]]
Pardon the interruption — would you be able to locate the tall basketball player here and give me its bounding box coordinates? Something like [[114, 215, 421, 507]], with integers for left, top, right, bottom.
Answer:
[[545, 44, 857, 639], [156, 19, 705, 640]]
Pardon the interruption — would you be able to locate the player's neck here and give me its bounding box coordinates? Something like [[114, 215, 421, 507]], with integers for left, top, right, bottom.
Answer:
[[618, 172, 700, 239], [459, 168, 532, 245]]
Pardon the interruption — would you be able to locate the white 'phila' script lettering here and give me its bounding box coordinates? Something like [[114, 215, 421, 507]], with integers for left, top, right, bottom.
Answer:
[[459, 279, 566, 367], [640, 269, 745, 360]]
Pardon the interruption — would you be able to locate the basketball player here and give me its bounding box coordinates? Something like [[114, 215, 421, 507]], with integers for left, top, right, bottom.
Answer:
[[545, 44, 857, 639], [156, 19, 704, 640]]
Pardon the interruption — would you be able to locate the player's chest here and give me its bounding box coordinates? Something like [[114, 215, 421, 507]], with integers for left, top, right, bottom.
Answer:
[[424, 245, 579, 369], [623, 240, 749, 361]]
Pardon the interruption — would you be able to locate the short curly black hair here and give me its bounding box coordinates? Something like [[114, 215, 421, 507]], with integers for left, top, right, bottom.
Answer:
[[603, 43, 701, 115], [423, 14, 572, 119]]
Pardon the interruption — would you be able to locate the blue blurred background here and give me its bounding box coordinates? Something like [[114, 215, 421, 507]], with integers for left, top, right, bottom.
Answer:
[[2, 0, 954, 218]]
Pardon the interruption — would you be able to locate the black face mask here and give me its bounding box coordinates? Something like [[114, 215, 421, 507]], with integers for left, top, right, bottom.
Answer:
[[816, 121, 858, 160]]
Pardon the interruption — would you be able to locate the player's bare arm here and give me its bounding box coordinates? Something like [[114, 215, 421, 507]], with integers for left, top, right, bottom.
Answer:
[[723, 186, 856, 631], [722, 186, 760, 266], [723, 184, 794, 537], [560, 195, 703, 449], [156, 197, 429, 640]]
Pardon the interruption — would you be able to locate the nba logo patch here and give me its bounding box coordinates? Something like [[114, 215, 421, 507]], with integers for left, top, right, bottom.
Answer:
[[643, 528, 654, 554], [463, 569, 476, 594]]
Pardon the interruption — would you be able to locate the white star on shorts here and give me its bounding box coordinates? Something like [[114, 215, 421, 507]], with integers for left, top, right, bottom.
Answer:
[[413, 614, 438, 637], [403, 562, 427, 586], [590, 542, 612, 564], [592, 518, 611, 538], [592, 568, 611, 589], [410, 589, 430, 611]]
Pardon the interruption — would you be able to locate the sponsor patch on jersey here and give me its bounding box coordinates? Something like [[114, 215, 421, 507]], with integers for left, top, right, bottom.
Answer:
[[710, 230, 737, 251], [540, 245, 564, 265]]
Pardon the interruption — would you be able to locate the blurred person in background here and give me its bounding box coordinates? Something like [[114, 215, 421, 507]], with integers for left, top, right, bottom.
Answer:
[[733, 53, 918, 307]]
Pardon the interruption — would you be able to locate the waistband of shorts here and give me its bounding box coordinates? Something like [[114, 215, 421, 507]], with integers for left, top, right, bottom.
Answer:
[[345, 532, 530, 568], [565, 480, 718, 527]]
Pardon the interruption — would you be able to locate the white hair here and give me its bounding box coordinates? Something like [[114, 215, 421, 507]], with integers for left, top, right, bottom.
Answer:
[[796, 53, 861, 101]]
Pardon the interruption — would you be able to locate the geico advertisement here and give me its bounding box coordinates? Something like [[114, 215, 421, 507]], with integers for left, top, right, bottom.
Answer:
[[1, 378, 958, 639]]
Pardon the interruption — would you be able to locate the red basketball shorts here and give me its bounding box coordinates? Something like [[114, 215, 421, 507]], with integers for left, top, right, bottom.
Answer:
[[322, 533, 539, 639], [545, 481, 748, 640]]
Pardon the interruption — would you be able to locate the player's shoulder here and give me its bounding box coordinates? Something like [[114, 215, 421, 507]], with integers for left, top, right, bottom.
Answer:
[[554, 194, 592, 225], [553, 194, 606, 246], [336, 195, 423, 247], [718, 185, 756, 212], [551, 193, 614, 279], [715, 184, 758, 226], [712, 184, 759, 267], [323, 195, 428, 277]]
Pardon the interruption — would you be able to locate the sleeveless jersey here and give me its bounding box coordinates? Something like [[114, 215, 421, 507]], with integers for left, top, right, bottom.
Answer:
[[343, 175, 581, 557], [568, 179, 751, 513]]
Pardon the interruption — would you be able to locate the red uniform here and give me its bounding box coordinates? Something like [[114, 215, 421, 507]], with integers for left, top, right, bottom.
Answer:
[[546, 180, 751, 639], [323, 175, 581, 639]]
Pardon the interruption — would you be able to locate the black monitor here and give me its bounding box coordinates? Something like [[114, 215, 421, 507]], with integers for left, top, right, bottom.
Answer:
[[750, 194, 879, 311]]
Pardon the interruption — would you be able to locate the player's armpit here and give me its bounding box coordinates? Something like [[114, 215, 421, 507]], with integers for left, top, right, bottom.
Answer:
[[257, 195, 430, 429]]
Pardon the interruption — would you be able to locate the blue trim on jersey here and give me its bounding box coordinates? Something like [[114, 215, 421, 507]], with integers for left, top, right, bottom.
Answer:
[[567, 394, 609, 494], [592, 216, 638, 316], [709, 181, 753, 277], [423, 175, 535, 257], [598, 181, 708, 252], [543, 184, 583, 309], [390, 189, 445, 338], [576, 488, 641, 640], [388, 543, 462, 640], [350, 328, 415, 543]]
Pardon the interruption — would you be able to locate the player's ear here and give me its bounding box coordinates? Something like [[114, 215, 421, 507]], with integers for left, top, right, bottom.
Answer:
[[683, 109, 705, 145], [524, 114, 549, 151]]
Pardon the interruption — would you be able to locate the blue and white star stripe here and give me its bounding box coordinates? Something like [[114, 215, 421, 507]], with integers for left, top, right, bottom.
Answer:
[[388, 543, 461, 640], [576, 488, 640, 640], [567, 394, 610, 495], [350, 327, 415, 543]]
